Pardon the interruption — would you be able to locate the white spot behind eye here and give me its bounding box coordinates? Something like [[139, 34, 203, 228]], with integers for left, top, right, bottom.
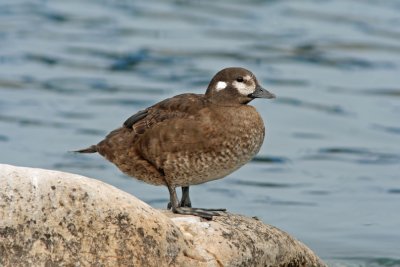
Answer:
[[216, 81, 227, 91]]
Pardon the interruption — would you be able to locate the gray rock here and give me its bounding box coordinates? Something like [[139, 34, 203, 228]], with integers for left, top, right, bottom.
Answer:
[[0, 164, 326, 267]]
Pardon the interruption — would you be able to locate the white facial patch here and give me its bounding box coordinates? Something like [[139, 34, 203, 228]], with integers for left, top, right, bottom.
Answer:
[[216, 81, 227, 91], [232, 75, 255, 96]]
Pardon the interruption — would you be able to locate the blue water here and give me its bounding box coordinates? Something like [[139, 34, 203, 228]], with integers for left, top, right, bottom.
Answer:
[[1, 0, 400, 265]]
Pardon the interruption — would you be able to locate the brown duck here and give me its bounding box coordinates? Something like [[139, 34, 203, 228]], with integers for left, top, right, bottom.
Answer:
[[75, 67, 275, 219]]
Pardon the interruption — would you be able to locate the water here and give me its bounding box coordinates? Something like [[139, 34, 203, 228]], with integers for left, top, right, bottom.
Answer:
[[1, 0, 400, 265]]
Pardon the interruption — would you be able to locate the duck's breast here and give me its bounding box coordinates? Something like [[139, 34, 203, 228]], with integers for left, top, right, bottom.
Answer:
[[162, 105, 265, 186]]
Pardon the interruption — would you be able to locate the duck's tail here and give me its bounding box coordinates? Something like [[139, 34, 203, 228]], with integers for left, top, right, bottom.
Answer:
[[73, 145, 97, 153]]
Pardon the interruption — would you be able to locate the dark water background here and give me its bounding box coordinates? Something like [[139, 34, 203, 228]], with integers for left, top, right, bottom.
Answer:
[[1, 0, 400, 266]]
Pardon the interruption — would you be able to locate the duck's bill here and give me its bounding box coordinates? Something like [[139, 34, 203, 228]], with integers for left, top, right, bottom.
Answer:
[[249, 85, 276, 99]]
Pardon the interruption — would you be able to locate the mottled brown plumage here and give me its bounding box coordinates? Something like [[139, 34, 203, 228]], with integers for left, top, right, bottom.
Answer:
[[75, 67, 275, 219]]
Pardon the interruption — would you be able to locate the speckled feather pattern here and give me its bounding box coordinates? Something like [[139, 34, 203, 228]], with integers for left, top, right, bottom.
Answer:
[[161, 105, 265, 186], [96, 94, 265, 187]]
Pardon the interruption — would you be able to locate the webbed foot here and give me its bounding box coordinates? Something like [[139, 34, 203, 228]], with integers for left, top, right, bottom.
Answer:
[[166, 185, 226, 219], [172, 207, 225, 220]]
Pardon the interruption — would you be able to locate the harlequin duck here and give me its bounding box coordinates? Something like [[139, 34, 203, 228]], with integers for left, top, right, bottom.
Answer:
[[75, 67, 275, 219]]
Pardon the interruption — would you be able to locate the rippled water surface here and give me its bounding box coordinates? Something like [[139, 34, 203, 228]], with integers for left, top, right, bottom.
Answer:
[[1, 0, 400, 265]]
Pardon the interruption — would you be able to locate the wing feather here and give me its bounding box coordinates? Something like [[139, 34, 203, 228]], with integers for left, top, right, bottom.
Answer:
[[123, 93, 207, 135]]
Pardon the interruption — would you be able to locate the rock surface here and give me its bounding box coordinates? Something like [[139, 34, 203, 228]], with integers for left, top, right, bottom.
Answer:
[[0, 164, 326, 267]]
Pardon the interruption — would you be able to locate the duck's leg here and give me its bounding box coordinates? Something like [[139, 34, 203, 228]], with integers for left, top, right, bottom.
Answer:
[[167, 186, 191, 209], [180, 186, 192, 207], [167, 184, 179, 210], [166, 184, 225, 220]]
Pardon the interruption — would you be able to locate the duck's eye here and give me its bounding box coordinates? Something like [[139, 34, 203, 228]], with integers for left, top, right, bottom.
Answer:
[[236, 77, 244, 82]]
